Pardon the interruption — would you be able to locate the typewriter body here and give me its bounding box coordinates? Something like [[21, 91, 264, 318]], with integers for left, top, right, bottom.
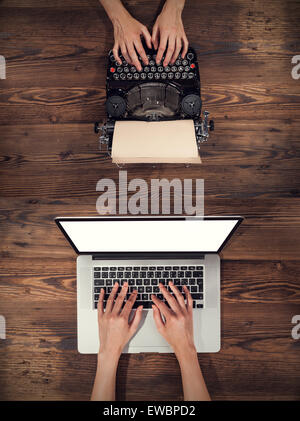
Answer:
[[94, 46, 214, 155]]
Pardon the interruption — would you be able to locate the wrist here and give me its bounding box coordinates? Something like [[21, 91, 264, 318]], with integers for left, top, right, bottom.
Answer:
[[174, 343, 197, 363], [164, 0, 185, 14], [98, 347, 121, 366]]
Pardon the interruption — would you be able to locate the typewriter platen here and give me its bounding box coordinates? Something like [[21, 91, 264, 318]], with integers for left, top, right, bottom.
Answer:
[[94, 46, 214, 155]]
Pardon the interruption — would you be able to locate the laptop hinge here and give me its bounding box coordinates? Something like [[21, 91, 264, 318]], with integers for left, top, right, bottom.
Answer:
[[92, 252, 205, 260]]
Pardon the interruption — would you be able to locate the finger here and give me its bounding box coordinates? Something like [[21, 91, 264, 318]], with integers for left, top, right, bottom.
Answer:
[[163, 35, 176, 66], [169, 281, 186, 311], [151, 22, 159, 50], [105, 281, 119, 313], [181, 35, 189, 59], [159, 282, 180, 313], [183, 285, 193, 313], [112, 43, 122, 65], [127, 43, 142, 71], [151, 293, 172, 319], [112, 282, 128, 314], [170, 37, 182, 64], [141, 25, 152, 49], [120, 43, 131, 65], [129, 305, 143, 334], [156, 33, 168, 65], [97, 287, 105, 316], [152, 304, 165, 332], [121, 289, 138, 318], [134, 38, 148, 66]]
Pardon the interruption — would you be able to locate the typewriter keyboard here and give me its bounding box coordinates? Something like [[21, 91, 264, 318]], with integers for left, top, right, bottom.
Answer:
[[108, 50, 197, 82]]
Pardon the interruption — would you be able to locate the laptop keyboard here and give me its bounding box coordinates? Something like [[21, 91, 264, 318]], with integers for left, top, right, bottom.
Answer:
[[93, 265, 204, 310]]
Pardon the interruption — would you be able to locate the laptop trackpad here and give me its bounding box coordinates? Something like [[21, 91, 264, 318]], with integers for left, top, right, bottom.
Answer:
[[127, 310, 169, 348]]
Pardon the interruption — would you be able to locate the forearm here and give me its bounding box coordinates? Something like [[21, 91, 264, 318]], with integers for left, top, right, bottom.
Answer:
[[99, 0, 129, 23], [176, 347, 211, 401], [90, 352, 120, 401]]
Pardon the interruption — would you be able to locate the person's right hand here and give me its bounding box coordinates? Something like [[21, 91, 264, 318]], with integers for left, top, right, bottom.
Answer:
[[151, 281, 196, 358], [112, 11, 152, 71]]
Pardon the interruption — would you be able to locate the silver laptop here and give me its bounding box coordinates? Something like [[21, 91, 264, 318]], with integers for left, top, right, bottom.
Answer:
[[55, 216, 242, 354]]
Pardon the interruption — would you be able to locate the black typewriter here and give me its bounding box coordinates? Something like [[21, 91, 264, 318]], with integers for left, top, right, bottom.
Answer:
[[94, 46, 214, 154]]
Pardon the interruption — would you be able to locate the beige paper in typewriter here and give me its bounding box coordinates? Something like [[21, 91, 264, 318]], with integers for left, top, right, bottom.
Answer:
[[111, 119, 202, 164]]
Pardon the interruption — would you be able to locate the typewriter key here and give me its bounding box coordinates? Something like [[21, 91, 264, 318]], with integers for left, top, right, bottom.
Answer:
[[133, 73, 140, 79], [158, 66, 164, 72], [168, 72, 174, 79], [181, 72, 187, 79], [154, 73, 160, 79], [149, 59, 155, 66], [161, 72, 167, 79], [187, 52, 194, 60], [120, 73, 126, 80], [171, 66, 177, 72], [113, 73, 119, 80], [123, 67, 129, 73], [144, 66, 150, 73], [164, 66, 170, 72], [175, 59, 181, 66], [178, 66, 184, 72], [185, 66, 190, 72], [130, 66, 136, 73], [148, 73, 154, 79], [127, 73, 133, 79], [117, 67, 123, 73], [182, 59, 188, 66], [150, 66, 156, 72], [141, 73, 147, 79], [175, 72, 181, 79], [188, 72, 194, 79]]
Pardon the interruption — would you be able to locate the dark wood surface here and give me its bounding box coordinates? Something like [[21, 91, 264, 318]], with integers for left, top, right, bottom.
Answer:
[[0, 0, 300, 400]]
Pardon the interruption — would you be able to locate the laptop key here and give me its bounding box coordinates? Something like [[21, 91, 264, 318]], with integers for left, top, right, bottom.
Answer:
[[159, 279, 166, 285], [191, 293, 203, 300], [188, 266, 195, 270], [94, 272, 100, 278], [197, 303, 203, 308], [191, 286, 197, 292], [117, 272, 123, 278], [136, 279, 142, 285], [102, 272, 108, 278], [170, 271, 177, 278], [162, 271, 169, 278], [151, 279, 158, 285], [141, 267, 148, 271], [110, 272, 116, 278], [178, 271, 184, 277], [143, 301, 152, 308], [129, 279, 135, 286], [144, 279, 150, 285], [189, 279, 195, 285], [185, 271, 192, 278], [165, 266, 171, 270], [193, 271, 202, 277], [94, 294, 99, 301], [132, 271, 139, 278], [181, 279, 188, 285], [174, 279, 180, 285], [155, 271, 162, 277], [138, 286, 144, 293], [157, 294, 163, 300], [102, 267, 109, 271], [181, 266, 187, 270], [140, 271, 146, 278], [94, 287, 101, 293], [124, 272, 131, 278], [147, 271, 154, 278], [142, 294, 148, 301], [118, 267, 125, 270], [149, 266, 156, 270], [126, 267, 132, 271], [153, 286, 159, 293], [157, 266, 163, 270], [172, 266, 179, 270], [196, 266, 203, 270], [94, 279, 104, 286], [94, 302, 98, 309], [146, 286, 152, 293]]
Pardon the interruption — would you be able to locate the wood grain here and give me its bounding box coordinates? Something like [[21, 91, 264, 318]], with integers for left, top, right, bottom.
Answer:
[[0, 0, 300, 401]]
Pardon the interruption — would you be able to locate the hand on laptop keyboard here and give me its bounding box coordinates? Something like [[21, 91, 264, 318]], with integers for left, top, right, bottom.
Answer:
[[152, 281, 196, 359], [96, 281, 143, 358]]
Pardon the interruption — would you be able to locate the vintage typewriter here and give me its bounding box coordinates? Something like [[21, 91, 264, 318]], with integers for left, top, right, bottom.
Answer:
[[94, 46, 214, 155]]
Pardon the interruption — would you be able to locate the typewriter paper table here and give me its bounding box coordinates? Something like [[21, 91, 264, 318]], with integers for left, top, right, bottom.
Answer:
[[111, 120, 202, 164]]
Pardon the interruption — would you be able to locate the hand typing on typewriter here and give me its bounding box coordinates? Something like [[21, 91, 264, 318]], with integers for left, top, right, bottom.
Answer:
[[91, 280, 210, 401], [152, 0, 189, 66], [99, 0, 152, 71]]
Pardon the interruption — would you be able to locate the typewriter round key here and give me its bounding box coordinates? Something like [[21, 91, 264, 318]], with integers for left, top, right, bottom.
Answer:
[[164, 66, 170, 72], [187, 52, 194, 60], [130, 66, 136, 73], [182, 72, 188, 79], [161, 72, 167, 79], [168, 72, 174, 79], [188, 72, 195, 79], [120, 73, 126, 80], [185, 66, 190, 72], [150, 66, 156, 73], [124, 67, 129, 73], [154, 73, 160, 79], [149, 59, 155, 66], [175, 72, 181, 79], [148, 73, 154, 79], [171, 66, 177, 72], [141, 73, 147, 79], [178, 66, 184, 72], [182, 59, 188, 66], [158, 66, 164, 72], [110, 67, 116, 73], [113, 73, 119, 80], [133, 73, 140, 79], [117, 67, 123, 73], [190, 63, 196, 69], [144, 66, 150, 73], [175, 59, 181, 66], [127, 73, 133, 79]]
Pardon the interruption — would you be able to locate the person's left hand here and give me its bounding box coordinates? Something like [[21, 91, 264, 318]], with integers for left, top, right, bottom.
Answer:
[[97, 282, 143, 358], [152, 0, 189, 66]]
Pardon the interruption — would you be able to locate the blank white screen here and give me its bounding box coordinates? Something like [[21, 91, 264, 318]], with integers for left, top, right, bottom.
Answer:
[[60, 219, 239, 253]]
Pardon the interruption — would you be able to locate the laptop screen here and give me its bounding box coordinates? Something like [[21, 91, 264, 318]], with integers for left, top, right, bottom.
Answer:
[[56, 217, 242, 254]]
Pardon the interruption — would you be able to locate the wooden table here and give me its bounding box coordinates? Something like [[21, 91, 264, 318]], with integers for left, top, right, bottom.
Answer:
[[0, 0, 299, 401]]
